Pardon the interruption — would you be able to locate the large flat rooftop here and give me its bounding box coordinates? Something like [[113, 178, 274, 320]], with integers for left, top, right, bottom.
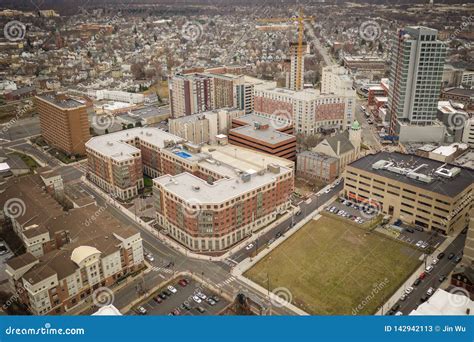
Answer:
[[348, 151, 474, 198], [154, 166, 286, 204], [229, 125, 295, 145], [36, 94, 85, 109], [86, 127, 183, 161]]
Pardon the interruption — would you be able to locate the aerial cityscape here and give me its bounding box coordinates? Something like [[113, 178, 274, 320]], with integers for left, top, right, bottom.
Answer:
[[0, 0, 473, 326]]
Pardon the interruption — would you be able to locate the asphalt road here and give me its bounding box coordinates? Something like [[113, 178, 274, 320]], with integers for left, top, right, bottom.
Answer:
[[354, 99, 382, 151], [0, 117, 41, 141], [226, 182, 344, 265], [388, 231, 467, 315]]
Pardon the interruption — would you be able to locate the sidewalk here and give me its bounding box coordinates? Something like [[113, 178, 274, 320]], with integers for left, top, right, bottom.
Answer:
[[375, 231, 461, 315], [82, 176, 296, 262]]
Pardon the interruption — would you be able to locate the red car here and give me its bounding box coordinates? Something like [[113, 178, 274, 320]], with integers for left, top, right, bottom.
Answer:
[[419, 272, 426, 280], [178, 279, 188, 287], [154, 296, 163, 303]]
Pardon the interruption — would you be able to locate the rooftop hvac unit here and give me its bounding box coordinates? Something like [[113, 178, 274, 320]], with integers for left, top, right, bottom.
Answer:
[[435, 166, 461, 178], [267, 164, 280, 174], [406, 172, 433, 184], [241, 172, 251, 183]]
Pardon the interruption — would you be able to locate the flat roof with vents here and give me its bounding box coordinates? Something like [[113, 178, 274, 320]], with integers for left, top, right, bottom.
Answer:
[[348, 151, 474, 198]]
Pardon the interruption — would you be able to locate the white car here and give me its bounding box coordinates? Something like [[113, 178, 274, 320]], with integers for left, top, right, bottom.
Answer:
[[245, 243, 254, 250], [192, 296, 202, 304], [196, 292, 207, 300], [167, 285, 177, 294], [145, 254, 154, 262], [405, 286, 414, 295], [415, 240, 423, 248], [395, 311, 403, 316], [324, 188, 331, 194], [426, 287, 435, 296], [432, 258, 439, 265], [400, 294, 407, 301], [425, 265, 434, 273]]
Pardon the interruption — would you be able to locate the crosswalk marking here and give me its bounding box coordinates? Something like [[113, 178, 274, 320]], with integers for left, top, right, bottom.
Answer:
[[150, 266, 174, 274], [216, 276, 236, 288]]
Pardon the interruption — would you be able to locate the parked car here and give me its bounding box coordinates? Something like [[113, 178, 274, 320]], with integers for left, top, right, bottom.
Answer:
[[448, 253, 455, 260], [454, 255, 462, 263], [405, 228, 414, 233], [400, 294, 407, 301], [192, 296, 202, 304], [432, 258, 439, 265], [181, 303, 191, 311], [405, 287, 414, 295], [413, 278, 421, 286], [163, 290, 172, 296], [437, 252, 445, 259], [136, 306, 147, 315], [145, 254, 154, 262], [196, 292, 207, 300], [206, 298, 216, 306], [154, 296, 163, 303], [159, 292, 167, 300], [212, 296, 220, 303], [415, 240, 423, 248], [426, 287, 435, 296], [167, 285, 177, 294], [395, 311, 403, 316], [245, 243, 254, 250], [425, 265, 434, 273], [419, 272, 426, 280], [0, 245, 8, 255], [439, 275, 447, 282], [178, 279, 188, 287], [196, 306, 206, 314]]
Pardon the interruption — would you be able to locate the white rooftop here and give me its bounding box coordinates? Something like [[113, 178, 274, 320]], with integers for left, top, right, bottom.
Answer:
[[409, 289, 474, 315], [432, 143, 468, 156], [86, 127, 183, 162]]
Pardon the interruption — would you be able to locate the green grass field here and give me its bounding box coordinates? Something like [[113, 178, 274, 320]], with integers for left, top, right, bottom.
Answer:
[[245, 216, 421, 315]]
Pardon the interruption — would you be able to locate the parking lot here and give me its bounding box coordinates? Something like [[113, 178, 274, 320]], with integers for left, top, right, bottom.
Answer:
[[327, 200, 446, 250], [129, 277, 229, 316]]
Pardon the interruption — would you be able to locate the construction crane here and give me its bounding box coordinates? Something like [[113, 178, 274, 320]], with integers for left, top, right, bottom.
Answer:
[[257, 9, 314, 91]]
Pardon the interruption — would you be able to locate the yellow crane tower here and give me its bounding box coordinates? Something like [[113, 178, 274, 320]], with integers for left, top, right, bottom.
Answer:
[[257, 9, 314, 91]]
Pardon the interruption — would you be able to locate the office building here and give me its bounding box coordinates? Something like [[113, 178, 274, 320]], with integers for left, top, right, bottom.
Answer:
[[229, 121, 296, 161], [344, 152, 473, 235], [253, 85, 351, 135], [36, 93, 91, 156], [387, 26, 447, 140], [321, 66, 357, 126]]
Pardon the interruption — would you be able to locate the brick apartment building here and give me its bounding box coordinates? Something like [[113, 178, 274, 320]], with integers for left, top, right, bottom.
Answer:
[[36, 93, 91, 156], [1, 175, 144, 315]]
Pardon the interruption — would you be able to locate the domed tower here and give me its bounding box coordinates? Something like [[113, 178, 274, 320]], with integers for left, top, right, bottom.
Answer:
[[349, 120, 362, 156]]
